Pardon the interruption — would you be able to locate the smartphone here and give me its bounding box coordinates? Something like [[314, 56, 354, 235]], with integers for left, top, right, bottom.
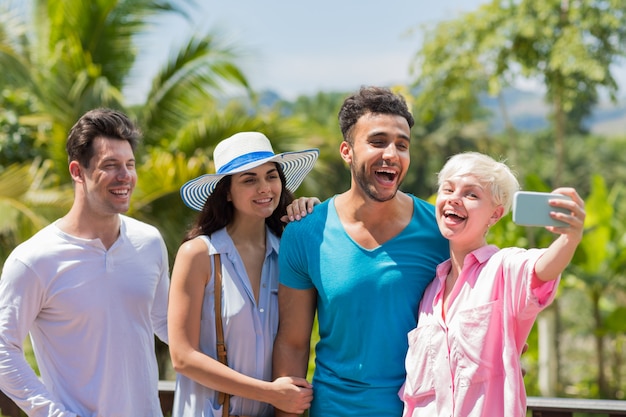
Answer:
[[512, 191, 572, 227]]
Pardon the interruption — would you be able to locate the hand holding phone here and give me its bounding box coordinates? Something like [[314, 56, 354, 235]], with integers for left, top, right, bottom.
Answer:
[[512, 191, 572, 227]]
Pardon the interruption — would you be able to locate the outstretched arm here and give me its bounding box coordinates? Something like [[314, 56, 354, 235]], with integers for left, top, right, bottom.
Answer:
[[534, 187, 586, 282]]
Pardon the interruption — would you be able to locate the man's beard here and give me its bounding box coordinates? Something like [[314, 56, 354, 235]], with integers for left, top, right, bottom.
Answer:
[[351, 157, 403, 203]]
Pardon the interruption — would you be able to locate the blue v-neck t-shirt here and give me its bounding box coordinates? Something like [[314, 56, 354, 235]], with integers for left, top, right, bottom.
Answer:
[[279, 195, 449, 417]]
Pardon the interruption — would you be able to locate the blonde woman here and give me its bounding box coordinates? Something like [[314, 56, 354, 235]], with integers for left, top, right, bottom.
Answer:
[[400, 152, 585, 417]]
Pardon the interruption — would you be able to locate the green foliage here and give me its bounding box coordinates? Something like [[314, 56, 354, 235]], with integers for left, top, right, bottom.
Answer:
[[129, 149, 211, 265], [267, 91, 352, 201], [411, 0, 626, 185], [0, 160, 72, 260], [605, 307, 626, 334], [138, 35, 251, 150], [0, 89, 46, 167], [0, 0, 252, 183], [412, 0, 626, 128]]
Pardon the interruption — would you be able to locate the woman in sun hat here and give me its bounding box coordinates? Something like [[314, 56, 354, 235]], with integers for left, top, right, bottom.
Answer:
[[168, 132, 318, 417]]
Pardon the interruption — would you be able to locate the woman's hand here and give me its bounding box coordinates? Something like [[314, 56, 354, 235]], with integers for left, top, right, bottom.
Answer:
[[269, 376, 313, 415], [534, 187, 586, 282], [546, 187, 585, 242]]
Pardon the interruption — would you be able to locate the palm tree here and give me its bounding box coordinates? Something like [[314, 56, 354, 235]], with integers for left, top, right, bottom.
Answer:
[[0, 0, 257, 246], [0, 159, 72, 260], [0, 0, 251, 173]]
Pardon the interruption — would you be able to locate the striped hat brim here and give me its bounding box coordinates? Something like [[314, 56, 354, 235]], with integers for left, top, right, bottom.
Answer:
[[180, 148, 319, 211]]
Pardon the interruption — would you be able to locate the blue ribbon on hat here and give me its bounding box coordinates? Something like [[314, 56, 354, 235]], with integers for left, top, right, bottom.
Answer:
[[217, 151, 276, 174]]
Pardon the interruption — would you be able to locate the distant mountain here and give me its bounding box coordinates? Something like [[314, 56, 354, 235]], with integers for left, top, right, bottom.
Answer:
[[257, 87, 626, 137], [586, 100, 626, 136], [481, 88, 626, 136]]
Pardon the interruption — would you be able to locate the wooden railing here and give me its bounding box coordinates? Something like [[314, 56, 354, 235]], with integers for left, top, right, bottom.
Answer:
[[527, 396, 626, 416], [0, 382, 178, 417], [158, 384, 626, 417], [1, 382, 626, 417]]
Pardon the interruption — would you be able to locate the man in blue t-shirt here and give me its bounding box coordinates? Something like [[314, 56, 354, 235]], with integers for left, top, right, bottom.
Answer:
[[272, 86, 449, 417]]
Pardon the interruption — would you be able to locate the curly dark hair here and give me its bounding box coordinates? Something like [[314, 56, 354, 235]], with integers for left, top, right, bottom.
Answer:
[[183, 163, 295, 242], [338, 86, 414, 145]]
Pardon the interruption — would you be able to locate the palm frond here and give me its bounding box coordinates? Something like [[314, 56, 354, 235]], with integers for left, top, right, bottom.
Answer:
[[0, 160, 72, 237], [141, 32, 251, 146], [131, 148, 211, 213]]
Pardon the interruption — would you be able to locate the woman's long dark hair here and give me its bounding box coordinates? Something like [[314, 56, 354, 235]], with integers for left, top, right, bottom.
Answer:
[[183, 163, 295, 242]]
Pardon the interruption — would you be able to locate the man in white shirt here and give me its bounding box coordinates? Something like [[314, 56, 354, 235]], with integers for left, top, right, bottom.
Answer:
[[0, 108, 169, 417]]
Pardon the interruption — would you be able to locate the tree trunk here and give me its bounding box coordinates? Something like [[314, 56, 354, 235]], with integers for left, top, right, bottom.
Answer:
[[592, 289, 609, 397], [497, 93, 518, 167], [553, 89, 566, 185], [538, 304, 559, 396]]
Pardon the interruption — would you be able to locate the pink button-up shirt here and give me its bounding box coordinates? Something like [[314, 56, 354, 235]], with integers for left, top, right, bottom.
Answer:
[[400, 245, 559, 417]]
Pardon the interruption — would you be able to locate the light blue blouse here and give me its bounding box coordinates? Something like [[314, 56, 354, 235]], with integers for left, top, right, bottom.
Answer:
[[172, 227, 280, 417]]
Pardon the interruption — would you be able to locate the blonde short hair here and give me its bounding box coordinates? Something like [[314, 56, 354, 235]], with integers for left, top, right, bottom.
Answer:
[[437, 152, 520, 214]]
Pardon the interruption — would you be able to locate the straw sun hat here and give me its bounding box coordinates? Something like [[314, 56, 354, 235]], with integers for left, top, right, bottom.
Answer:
[[180, 132, 319, 211]]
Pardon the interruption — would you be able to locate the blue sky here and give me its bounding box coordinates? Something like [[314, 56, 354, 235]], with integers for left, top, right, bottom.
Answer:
[[127, 0, 489, 102], [125, 0, 626, 104]]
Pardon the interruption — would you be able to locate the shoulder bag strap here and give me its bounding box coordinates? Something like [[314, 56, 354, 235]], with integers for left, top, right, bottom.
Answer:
[[213, 254, 231, 417]]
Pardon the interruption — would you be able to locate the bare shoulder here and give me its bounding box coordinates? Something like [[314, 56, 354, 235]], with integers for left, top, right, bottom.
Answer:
[[172, 237, 212, 286], [176, 237, 210, 260]]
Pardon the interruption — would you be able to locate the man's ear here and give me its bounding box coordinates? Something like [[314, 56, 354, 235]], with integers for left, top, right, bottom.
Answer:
[[339, 141, 352, 164], [69, 161, 84, 183]]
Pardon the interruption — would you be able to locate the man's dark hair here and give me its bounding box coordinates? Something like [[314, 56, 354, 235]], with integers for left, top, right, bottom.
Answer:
[[338, 86, 414, 145], [66, 108, 141, 168]]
